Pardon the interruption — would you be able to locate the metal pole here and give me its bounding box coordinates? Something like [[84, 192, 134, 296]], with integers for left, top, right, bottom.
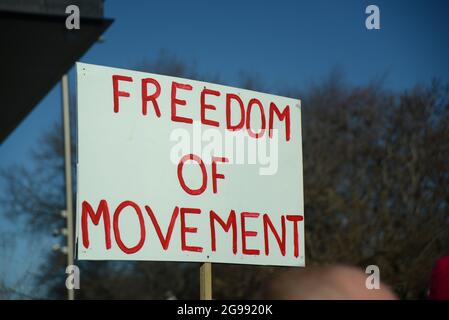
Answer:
[[61, 74, 74, 300], [200, 262, 212, 300]]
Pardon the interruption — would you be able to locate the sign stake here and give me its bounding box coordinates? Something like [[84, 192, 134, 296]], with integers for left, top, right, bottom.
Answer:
[[200, 262, 212, 300]]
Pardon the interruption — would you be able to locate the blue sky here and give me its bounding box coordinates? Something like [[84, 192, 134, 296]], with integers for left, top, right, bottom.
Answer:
[[0, 0, 448, 295]]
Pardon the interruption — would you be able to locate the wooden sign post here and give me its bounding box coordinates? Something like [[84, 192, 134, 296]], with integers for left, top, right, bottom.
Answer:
[[200, 262, 212, 300]]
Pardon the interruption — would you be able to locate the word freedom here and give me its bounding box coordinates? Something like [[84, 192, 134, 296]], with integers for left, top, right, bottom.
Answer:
[[81, 199, 304, 258], [112, 74, 292, 141]]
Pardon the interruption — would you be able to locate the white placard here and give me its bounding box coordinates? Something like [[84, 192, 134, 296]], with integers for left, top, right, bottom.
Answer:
[[76, 62, 305, 266]]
